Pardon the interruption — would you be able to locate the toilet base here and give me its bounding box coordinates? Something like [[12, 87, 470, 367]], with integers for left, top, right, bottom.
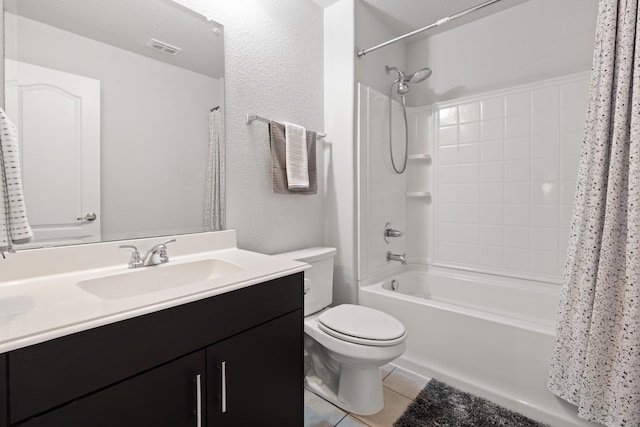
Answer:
[[339, 366, 384, 415], [305, 366, 384, 415]]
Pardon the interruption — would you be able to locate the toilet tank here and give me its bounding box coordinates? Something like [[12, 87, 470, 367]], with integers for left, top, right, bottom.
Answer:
[[275, 247, 336, 316]]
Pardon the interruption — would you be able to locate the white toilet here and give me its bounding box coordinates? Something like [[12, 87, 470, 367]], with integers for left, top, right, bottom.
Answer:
[[276, 247, 407, 415]]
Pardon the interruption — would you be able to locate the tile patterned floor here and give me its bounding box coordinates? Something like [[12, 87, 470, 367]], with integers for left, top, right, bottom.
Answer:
[[304, 365, 430, 427]]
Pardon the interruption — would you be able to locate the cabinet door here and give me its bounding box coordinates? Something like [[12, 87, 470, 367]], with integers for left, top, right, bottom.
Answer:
[[19, 351, 205, 427], [0, 354, 6, 427], [207, 310, 303, 427], [9, 273, 303, 423]]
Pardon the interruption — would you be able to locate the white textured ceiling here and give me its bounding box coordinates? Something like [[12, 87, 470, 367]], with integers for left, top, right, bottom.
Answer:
[[4, 0, 224, 78], [311, 0, 342, 8], [9, 0, 530, 77], [315, 0, 531, 39]]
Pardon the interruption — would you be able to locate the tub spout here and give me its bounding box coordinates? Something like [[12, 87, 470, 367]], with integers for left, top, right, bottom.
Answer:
[[386, 251, 407, 265]]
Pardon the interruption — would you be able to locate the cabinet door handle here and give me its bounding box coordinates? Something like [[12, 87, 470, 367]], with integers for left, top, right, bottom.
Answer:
[[221, 361, 227, 413], [196, 374, 202, 427]]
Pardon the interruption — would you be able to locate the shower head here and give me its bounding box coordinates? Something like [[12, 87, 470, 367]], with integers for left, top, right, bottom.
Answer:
[[409, 67, 432, 84], [385, 65, 431, 95]]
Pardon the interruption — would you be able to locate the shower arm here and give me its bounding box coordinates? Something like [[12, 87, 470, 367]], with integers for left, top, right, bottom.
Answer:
[[385, 66, 406, 81], [356, 0, 502, 58]]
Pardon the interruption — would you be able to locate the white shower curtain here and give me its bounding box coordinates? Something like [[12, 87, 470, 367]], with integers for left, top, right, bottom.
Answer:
[[548, 1, 640, 426], [204, 107, 225, 231]]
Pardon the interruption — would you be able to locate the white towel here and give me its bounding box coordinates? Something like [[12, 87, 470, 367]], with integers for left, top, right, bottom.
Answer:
[[283, 122, 309, 190], [0, 108, 33, 252]]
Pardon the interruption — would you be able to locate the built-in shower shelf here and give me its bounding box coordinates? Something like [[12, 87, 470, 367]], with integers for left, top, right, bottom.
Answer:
[[406, 191, 431, 199], [408, 153, 432, 162]]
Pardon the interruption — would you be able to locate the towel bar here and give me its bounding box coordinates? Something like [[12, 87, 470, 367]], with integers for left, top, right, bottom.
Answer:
[[246, 114, 326, 138]]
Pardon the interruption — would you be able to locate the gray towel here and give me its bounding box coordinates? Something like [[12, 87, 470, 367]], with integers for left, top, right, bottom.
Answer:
[[269, 121, 317, 195]]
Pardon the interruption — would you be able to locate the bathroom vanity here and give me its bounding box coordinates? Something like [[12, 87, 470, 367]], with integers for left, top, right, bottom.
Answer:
[[0, 231, 305, 426]]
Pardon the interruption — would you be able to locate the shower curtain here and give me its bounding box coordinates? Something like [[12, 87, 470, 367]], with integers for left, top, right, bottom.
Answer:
[[548, 1, 640, 426], [204, 107, 225, 231]]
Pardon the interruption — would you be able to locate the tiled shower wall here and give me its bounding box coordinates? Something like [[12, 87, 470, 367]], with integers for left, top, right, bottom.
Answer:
[[358, 83, 437, 282], [434, 73, 590, 283], [406, 106, 433, 265], [358, 84, 407, 281]]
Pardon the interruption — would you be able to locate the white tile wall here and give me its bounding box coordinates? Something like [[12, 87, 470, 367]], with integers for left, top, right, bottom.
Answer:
[[405, 107, 433, 265], [358, 85, 433, 279], [434, 73, 590, 283], [358, 84, 405, 280]]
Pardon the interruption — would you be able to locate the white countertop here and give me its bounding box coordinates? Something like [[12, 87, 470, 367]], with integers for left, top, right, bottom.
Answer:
[[0, 231, 307, 353]]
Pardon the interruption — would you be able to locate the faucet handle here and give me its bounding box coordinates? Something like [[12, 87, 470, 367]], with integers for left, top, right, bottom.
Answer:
[[384, 222, 403, 243], [155, 239, 176, 263], [119, 244, 143, 268], [385, 229, 403, 238]]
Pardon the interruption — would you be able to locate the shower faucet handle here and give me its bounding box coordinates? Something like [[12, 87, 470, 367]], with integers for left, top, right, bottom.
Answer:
[[384, 222, 403, 243], [386, 229, 403, 238]]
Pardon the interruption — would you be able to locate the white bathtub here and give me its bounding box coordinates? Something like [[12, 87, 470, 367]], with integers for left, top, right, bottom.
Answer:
[[359, 268, 601, 427]]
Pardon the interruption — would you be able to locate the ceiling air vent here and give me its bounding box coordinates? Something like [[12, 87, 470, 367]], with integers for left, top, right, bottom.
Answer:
[[145, 38, 182, 55]]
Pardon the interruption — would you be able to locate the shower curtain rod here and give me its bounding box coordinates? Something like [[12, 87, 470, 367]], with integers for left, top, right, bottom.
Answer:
[[356, 0, 502, 57]]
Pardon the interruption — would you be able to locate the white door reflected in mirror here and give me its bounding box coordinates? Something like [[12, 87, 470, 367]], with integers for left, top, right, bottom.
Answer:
[[3, 0, 225, 249], [5, 59, 101, 248]]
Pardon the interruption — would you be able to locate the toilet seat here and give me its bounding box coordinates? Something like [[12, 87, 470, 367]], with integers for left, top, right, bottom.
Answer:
[[317, 304, 406, 347]]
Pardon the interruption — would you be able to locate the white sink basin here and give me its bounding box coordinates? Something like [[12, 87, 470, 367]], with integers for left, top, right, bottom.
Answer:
[[77, 259, 246, 300], [0, 295, 34, 316]]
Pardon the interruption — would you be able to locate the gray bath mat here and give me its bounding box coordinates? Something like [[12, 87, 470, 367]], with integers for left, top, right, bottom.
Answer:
[[394, 379, 548, 427]]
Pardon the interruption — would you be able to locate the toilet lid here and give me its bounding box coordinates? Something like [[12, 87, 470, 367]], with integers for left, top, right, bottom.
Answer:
[[318, 305, 406, 345]]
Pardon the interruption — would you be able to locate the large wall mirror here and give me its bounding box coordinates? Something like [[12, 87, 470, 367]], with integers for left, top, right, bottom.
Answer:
[[3, 0, 225, 249]]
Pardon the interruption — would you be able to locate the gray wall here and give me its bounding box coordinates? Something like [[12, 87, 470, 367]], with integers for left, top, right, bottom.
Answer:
[[0, 0, 4, 109], [406, 0, 599, 106], [175, 0, 326, 254], [355, 0, 407, 96]]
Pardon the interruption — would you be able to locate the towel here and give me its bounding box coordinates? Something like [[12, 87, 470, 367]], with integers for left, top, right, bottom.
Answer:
[[283, 121, 309, 189], [0, 108, 33, 252], [269, 121, 317, 195]]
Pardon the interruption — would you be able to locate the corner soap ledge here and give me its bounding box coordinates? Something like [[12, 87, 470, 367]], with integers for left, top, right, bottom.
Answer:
[[406, 191, 432, 199], [407, 153, 432, 161]]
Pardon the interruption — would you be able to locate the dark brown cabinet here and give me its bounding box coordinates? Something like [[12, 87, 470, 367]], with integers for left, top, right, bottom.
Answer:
[[18, 351, 206, 427], [207, 310, 302, 426], [1, 273, 303, 427], [0, 354, 6, 427]]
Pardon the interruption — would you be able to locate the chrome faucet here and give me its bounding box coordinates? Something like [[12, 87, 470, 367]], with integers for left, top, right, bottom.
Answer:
[[386, 251, 407, 265], [142, 239, 176, 266], [119, 238, 176, 268]]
